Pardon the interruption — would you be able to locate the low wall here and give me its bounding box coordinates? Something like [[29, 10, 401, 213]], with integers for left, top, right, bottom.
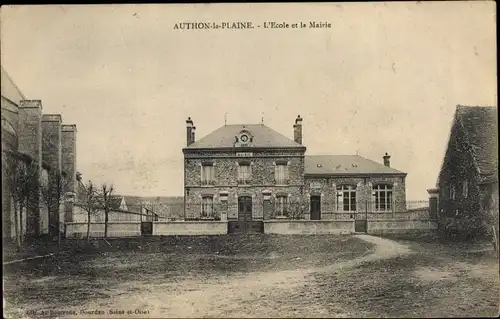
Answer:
[[367, 219, 437, 235], [153, 221, 228, 236], [65, 222, 141, 238], [264, 220, 355, 235]]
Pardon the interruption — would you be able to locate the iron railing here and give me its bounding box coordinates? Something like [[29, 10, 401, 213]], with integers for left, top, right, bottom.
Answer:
[[106, 200, 431, 221]]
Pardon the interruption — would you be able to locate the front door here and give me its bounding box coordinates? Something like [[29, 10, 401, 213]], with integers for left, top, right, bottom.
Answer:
[[310, 196, 321, 220], [238, 196, 252, 232]]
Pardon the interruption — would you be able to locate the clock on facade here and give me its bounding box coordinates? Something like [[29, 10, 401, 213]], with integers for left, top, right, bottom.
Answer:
[[240, 134, 249, 142]]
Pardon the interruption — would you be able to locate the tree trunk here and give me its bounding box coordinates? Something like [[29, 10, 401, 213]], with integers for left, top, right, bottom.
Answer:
[[104, 209, 109, 238], [20, 201, 25, 243], [13, 200, 21, 252], [57, 202, 61, 251], [86, 209, 91, 242]]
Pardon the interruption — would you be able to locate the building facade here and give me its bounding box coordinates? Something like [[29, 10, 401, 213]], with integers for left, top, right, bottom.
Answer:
[[434, 105, 498, 238], [1, 66, 78, 241], [183, 115, 407, 232]]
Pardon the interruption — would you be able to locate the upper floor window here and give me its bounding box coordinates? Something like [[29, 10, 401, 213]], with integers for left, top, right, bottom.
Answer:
[[201, 164, 215, 185], [373, 184, 393, 212], [336, 185, 357, 212], [201, 196, 214, 218], [237, 162, 252, 184], [462, 181, 468, 198], [275, 162, 289, 185], [276, 195, 288, 217]]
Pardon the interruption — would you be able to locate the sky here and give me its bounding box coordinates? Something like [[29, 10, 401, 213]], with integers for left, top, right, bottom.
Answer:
[[1, 2, 497, 200]]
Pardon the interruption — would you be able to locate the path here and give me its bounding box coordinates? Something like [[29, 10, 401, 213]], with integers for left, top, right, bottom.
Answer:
[[70, 235, 412, 318]]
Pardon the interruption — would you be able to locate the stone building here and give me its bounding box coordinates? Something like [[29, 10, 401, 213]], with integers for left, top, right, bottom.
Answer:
[[182, 115, 407, 233], [1, 66, 78, 241], [432, 105, 498, 238]]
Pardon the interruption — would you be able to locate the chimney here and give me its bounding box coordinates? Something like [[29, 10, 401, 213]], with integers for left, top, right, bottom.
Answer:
[[191, 126, 196, 144], [383, 153, 391, 167], [61, 124, 77, 222], [186, 117, 194, 146], [18, 100, 43, 236], [293, 115, 303, 144]]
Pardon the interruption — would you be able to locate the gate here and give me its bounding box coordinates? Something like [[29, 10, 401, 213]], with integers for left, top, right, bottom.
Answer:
[[141, 221, 153, 236], [228, 196, 263, 233], [354, 211, 367, 233]]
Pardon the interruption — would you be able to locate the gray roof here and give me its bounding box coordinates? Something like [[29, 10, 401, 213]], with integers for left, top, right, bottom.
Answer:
[[185, 124, 303, 149], [456, 106, 498, 176], [305, 155, 406, 175], [122, 195, 184, 218], [1, 66, 25, 104]]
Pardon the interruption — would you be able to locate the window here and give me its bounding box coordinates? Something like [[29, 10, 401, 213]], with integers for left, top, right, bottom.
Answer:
[[201, 164, 215, 185], [237, 163, 252, 184], [336, 185, 357, 212], [462, 181, 468, 198], [201, 196, 214, 218], [275, 163, 289, 184], [373, 184, 393, 212], [276, 195, 288, 217], [450, 185, 456, 200]]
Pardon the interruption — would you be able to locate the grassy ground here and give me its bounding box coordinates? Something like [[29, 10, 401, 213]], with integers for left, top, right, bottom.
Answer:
[[3, 234, 499, 318]]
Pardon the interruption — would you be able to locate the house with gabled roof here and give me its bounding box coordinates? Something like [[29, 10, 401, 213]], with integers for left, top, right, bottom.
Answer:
[[182, 115, 408, 233], [434, 105, 498, 238]]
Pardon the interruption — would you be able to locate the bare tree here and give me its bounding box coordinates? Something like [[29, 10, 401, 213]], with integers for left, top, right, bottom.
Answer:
[[100, 183, 114, 238], [2, 150, 40, 251], [40, 170, 69, 250], [80, 180, 99, 242]]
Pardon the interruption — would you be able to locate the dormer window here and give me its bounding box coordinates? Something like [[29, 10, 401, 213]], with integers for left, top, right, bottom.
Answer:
[[240, 134, 249, 143], [234, 129, 254, 147]]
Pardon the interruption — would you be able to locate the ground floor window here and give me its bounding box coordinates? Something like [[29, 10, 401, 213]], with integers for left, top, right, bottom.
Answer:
[[336, 185, 357, 212], [201, 196, 214, 218], [373, 184, 393, 211], [276, 195, 288, 217]]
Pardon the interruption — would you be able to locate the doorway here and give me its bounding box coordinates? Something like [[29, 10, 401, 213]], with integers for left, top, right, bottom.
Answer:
[[229, 196, 263, 233], [310, 196, 321, 220]]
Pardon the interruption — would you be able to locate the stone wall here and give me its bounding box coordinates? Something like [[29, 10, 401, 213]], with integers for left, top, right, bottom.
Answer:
[[65, 222, 141, 238], [264, 220, 354, 235], [367, 219, 438, 234], [184, 149, 306, 219], [18, 100, 43, 236], [153, 221, 227, 236], [42, 114, 62, 236]]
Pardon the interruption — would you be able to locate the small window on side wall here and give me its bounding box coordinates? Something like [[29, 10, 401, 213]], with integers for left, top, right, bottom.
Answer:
[[463, 181, 468, 198]]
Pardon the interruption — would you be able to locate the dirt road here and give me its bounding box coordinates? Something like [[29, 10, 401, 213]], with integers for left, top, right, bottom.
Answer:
[[5, 234, 498, 318], [59, 235, 413, 318]]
